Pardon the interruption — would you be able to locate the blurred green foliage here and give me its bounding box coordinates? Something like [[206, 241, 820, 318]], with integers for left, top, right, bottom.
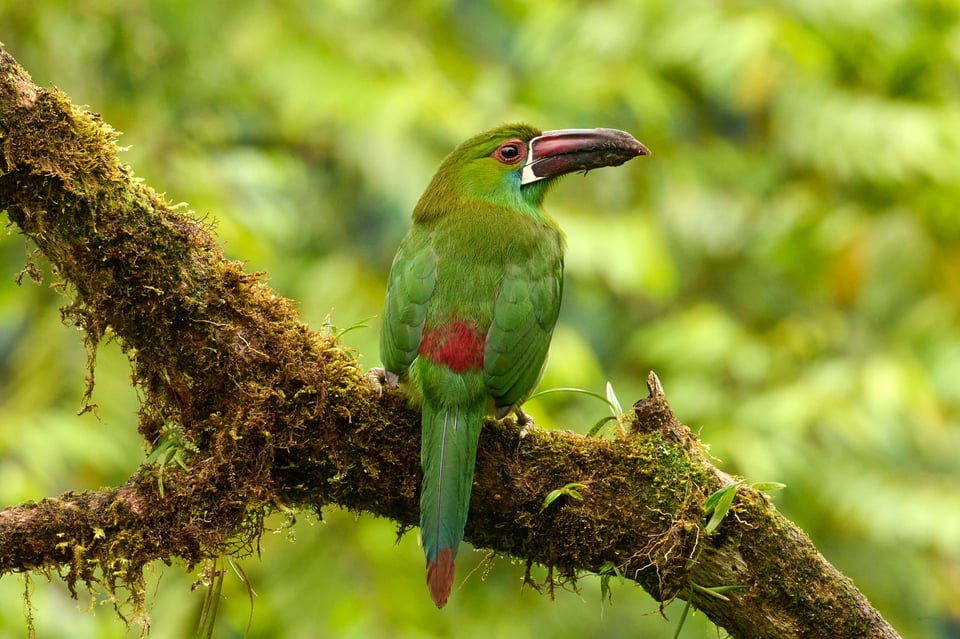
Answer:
[[2, 1, 959, 637]]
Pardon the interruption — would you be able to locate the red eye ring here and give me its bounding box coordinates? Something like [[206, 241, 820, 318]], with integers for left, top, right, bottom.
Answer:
[[492, 139, 526, 165]]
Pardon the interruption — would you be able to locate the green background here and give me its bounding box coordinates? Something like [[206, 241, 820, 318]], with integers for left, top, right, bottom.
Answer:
[[2, 2, 958, 637]]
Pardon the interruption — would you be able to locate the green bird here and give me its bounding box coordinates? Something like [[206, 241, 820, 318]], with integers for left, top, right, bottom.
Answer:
[[379, 123, 649, 607]]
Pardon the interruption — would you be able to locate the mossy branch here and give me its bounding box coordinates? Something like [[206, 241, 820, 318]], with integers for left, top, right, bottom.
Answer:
[[0, 47, 899, 639]]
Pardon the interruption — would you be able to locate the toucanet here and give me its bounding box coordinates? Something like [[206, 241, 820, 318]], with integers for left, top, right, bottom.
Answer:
[[379, 123, 649, 607]]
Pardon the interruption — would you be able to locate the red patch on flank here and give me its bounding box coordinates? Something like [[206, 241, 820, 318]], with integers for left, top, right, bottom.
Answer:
[[426, 547, 456, 608], [419, 320, 485, 373]]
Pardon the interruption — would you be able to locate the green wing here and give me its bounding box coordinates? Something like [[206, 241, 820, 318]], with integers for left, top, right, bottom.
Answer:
[[483, 259, 563, 410], [380, 231, 438, 376]]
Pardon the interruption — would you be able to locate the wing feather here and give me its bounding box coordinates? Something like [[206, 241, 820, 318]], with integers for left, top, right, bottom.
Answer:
[[483, 259, 562, 409], [380, 233, 438, 375]]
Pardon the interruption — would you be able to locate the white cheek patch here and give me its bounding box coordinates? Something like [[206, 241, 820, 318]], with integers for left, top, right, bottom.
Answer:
[[520, 135, 546, 185], [520, 161, 543, 185]]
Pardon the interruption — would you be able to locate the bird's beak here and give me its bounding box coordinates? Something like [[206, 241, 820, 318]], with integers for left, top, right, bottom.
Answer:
[[520, 128, 650, 185]]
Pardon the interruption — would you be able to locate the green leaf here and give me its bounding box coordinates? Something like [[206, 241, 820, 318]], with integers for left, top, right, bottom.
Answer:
[[671, 597, 693, 639], [598, 560, 622, 605], [528, 382, 627, 437], [703, 483, 740, 534], [605, 381, 624, 417], [587, 415, 617, 438], [691, 581, 748, 601], [321, 313, 374, 340], [527, 386, 612, 407], [146, 423, 198, 498], [227, 557, 256, 638], [526, 383, 625, 417], [751, 481, 787, 492], [196, 559, 225, 639], [541, 482, 587, 511]]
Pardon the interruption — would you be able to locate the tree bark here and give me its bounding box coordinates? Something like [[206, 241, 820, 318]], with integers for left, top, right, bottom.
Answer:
[[0, 47, 900, 639]]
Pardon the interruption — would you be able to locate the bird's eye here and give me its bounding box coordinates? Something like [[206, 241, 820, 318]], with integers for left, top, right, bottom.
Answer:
[[492, 140, 525, 164]]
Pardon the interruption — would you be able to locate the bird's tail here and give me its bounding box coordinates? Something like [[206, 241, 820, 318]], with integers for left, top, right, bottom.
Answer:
[[419, 395, 484, 608]]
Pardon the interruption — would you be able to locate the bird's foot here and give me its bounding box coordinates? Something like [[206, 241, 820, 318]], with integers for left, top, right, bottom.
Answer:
[[493, 406, 533, 439], [366, 367, 400, 396], [515, 407, 535, 439], [494, 404, 535, 437]]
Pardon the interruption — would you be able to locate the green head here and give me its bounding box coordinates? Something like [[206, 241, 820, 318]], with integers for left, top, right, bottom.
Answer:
[[413, 123, 649, 222]]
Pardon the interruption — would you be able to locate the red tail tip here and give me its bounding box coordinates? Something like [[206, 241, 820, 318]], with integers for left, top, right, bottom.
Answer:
[[426, 547, 456, 608]]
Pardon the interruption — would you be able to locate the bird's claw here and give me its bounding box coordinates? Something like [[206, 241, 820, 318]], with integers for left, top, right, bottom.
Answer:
[[367, 367, 400, 396], [516, 407, 535, 439], [495, 404, 536, 437]]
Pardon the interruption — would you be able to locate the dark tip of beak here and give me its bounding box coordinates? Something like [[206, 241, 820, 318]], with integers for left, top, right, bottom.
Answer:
[[522, 128, 650, 184], [595, 128, 650, 158]]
